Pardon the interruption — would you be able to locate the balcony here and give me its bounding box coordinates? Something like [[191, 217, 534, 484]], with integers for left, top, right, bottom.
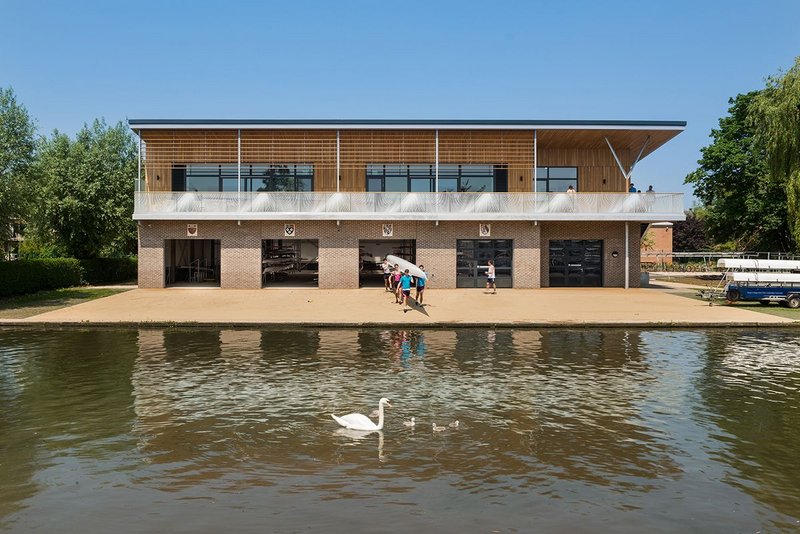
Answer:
[[133, 192, 685, 222]]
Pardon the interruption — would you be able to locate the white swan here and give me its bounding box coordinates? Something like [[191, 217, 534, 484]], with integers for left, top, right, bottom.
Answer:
[[331, 397, 392, 431], [403, 417, 416, 427], [432, 423, 447, 432], [448, 420, 460, 428]]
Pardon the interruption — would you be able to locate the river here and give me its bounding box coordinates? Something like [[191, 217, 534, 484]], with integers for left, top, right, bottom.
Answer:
[[1, 328, 799, 532]]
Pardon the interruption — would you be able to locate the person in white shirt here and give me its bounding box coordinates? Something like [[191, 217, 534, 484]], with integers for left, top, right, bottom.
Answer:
[[382, 259, 392, 292], [486, 260, 496, 294]]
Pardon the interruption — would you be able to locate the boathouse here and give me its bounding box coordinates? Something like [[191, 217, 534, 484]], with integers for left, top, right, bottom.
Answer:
[[129, 120, 685, 289]]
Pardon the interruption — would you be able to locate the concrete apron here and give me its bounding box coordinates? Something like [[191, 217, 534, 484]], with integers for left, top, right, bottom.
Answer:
[[2, 288, 796, 327]]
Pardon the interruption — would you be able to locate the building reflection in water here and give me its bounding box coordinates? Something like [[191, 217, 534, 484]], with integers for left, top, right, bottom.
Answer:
[[129, 328, 726, 503]]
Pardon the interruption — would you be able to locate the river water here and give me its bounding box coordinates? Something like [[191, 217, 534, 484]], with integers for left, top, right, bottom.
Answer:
[[1, 328, 799, 532]]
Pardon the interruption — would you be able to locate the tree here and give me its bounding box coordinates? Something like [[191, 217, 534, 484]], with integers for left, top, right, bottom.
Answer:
[[0, 87, 37, 250], [672, 209, 709, 251], [685, 92, 794, 251], [33, 120, 137, 258], [749, 57, 800, 250]]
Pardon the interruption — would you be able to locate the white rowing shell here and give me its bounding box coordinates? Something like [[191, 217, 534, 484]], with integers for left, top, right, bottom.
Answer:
[[386, 255, 427, 280]]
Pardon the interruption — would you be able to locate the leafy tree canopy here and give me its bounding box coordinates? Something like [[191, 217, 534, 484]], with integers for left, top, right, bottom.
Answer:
[[749, 57, 800, 248], [685, 91, 794, 251], [0, 87, 37, 239], [672, 209, 710, 252], [34, 120, 137, 258]]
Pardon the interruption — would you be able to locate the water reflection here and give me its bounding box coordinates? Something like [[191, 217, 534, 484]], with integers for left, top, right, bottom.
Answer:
[[696, 330, 800, 529], [2, 327, 800, 532]]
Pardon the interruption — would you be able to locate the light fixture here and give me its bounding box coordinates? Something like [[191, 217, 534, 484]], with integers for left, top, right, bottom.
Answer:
[[611, 251, 619, 258]]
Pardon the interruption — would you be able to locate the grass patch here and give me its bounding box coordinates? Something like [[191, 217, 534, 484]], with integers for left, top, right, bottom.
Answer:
[[0, 287, 131, 319], [673, 289, 800, 320]]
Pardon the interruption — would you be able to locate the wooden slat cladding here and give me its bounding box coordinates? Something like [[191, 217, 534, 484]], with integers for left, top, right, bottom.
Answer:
[[241, 130, 336, 164], [439, 130, 533, 165], [340, 130, 435, 167], [139, 128, 665, 192], [143, 130, 238, 164]]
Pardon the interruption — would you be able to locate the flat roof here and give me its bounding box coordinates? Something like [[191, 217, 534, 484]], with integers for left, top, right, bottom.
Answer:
[[128, 119, 686, 130]]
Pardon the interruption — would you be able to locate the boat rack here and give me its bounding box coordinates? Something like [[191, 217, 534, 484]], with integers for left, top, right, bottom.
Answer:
[[707, 258, 800, 308]]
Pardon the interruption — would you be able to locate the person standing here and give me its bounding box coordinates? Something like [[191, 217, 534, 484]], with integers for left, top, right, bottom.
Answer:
[[400, 269, 413, 312], [486, 259, 496, 294], [628, 182, 637, 193], [415, 265, 427, 306], [382, 258, 392, 292], [393, 264, 402, 304]]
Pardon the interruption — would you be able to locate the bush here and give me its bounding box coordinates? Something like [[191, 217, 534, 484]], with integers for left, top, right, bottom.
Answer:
[[18, 237, 66, 259], [0, 258, 82, 297], [78, 257, 138, 285]]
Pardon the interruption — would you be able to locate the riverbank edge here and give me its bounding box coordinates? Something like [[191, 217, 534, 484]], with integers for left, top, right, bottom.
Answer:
[[1, 320, 798, 329]]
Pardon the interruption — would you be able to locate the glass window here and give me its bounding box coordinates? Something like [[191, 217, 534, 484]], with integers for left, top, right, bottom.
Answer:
[[181, 163, 314, 192], [548, 167, 577, 179], [365, 164, 435, 192], [536, 167, 578, 192], [365, 163, 504, 192]]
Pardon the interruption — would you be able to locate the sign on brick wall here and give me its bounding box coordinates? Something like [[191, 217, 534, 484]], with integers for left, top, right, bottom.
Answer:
[[479, 223, 491, 237], [284, 224, 296, 237], [382, 223, 393, 237], [187, 223, 198, 237]]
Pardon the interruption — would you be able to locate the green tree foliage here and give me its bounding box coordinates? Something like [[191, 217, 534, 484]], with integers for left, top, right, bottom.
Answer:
[[0, 87, 37, 245], [749, 57, 800, 249], [672, 209, 710, 252], [34, 120, 137, 258], [685, 92, 794, 251]]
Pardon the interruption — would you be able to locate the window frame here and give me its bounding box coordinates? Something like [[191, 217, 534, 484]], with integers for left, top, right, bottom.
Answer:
[[535, 166, 579, 192], [177, 163, 315, 192]]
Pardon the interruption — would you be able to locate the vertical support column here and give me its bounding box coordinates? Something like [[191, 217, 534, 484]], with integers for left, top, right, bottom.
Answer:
[[533, 129, 537, 193], [336, 129, 341, 192], [624, 222, 630, 289], [435, 129, 439, 192], [137, 130, 142, 193], [237, 128, 241, 192]]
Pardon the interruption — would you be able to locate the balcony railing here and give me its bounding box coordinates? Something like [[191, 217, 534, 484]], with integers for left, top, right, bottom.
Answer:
[[133, 191, 685, 221]]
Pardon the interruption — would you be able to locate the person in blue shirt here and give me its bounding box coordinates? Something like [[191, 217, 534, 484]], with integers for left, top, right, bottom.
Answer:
[[415, 265, 427, 306], [400, 269, 413, 312], [628, 182, 637, 193]]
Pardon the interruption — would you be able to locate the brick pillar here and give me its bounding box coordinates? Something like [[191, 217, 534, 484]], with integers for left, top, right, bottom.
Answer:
[[137, 223, 165, 288], [220, 222, 261, 289]]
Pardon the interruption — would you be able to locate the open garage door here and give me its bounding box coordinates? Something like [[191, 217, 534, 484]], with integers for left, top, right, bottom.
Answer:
[[359, 240, 416, 287]]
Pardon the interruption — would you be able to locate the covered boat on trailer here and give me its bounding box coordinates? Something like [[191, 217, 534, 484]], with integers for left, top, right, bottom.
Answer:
[[717, 259, 800, 308]]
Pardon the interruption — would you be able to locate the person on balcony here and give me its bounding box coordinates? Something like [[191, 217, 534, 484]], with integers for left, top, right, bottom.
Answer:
[[628, 182, 637, 193], [566, 185, 576, 194]]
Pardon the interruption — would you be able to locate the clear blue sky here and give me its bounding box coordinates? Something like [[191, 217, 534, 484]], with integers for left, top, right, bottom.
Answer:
[[2, 0, 798, 203]]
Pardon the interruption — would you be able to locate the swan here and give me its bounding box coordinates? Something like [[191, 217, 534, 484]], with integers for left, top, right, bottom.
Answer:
[[448, 420, 460, 428], [331, 397, 392, 431], [403, 417, 416, 427], [432, 423, 447, 432]]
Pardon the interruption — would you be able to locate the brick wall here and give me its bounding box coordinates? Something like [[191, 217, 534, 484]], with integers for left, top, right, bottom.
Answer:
[[139, 219, 639, 289]]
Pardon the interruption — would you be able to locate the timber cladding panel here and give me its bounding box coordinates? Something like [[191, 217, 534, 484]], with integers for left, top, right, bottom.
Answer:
[[140, 128, 642, 193]]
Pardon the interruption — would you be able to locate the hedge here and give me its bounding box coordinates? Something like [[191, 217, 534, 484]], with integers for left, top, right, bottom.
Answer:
[[79, 257, 138, 285], [0, 258, 83, 297]]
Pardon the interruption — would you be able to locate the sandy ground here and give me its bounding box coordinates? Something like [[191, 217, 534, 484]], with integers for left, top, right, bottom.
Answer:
[[3, 286, 795, 326]]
